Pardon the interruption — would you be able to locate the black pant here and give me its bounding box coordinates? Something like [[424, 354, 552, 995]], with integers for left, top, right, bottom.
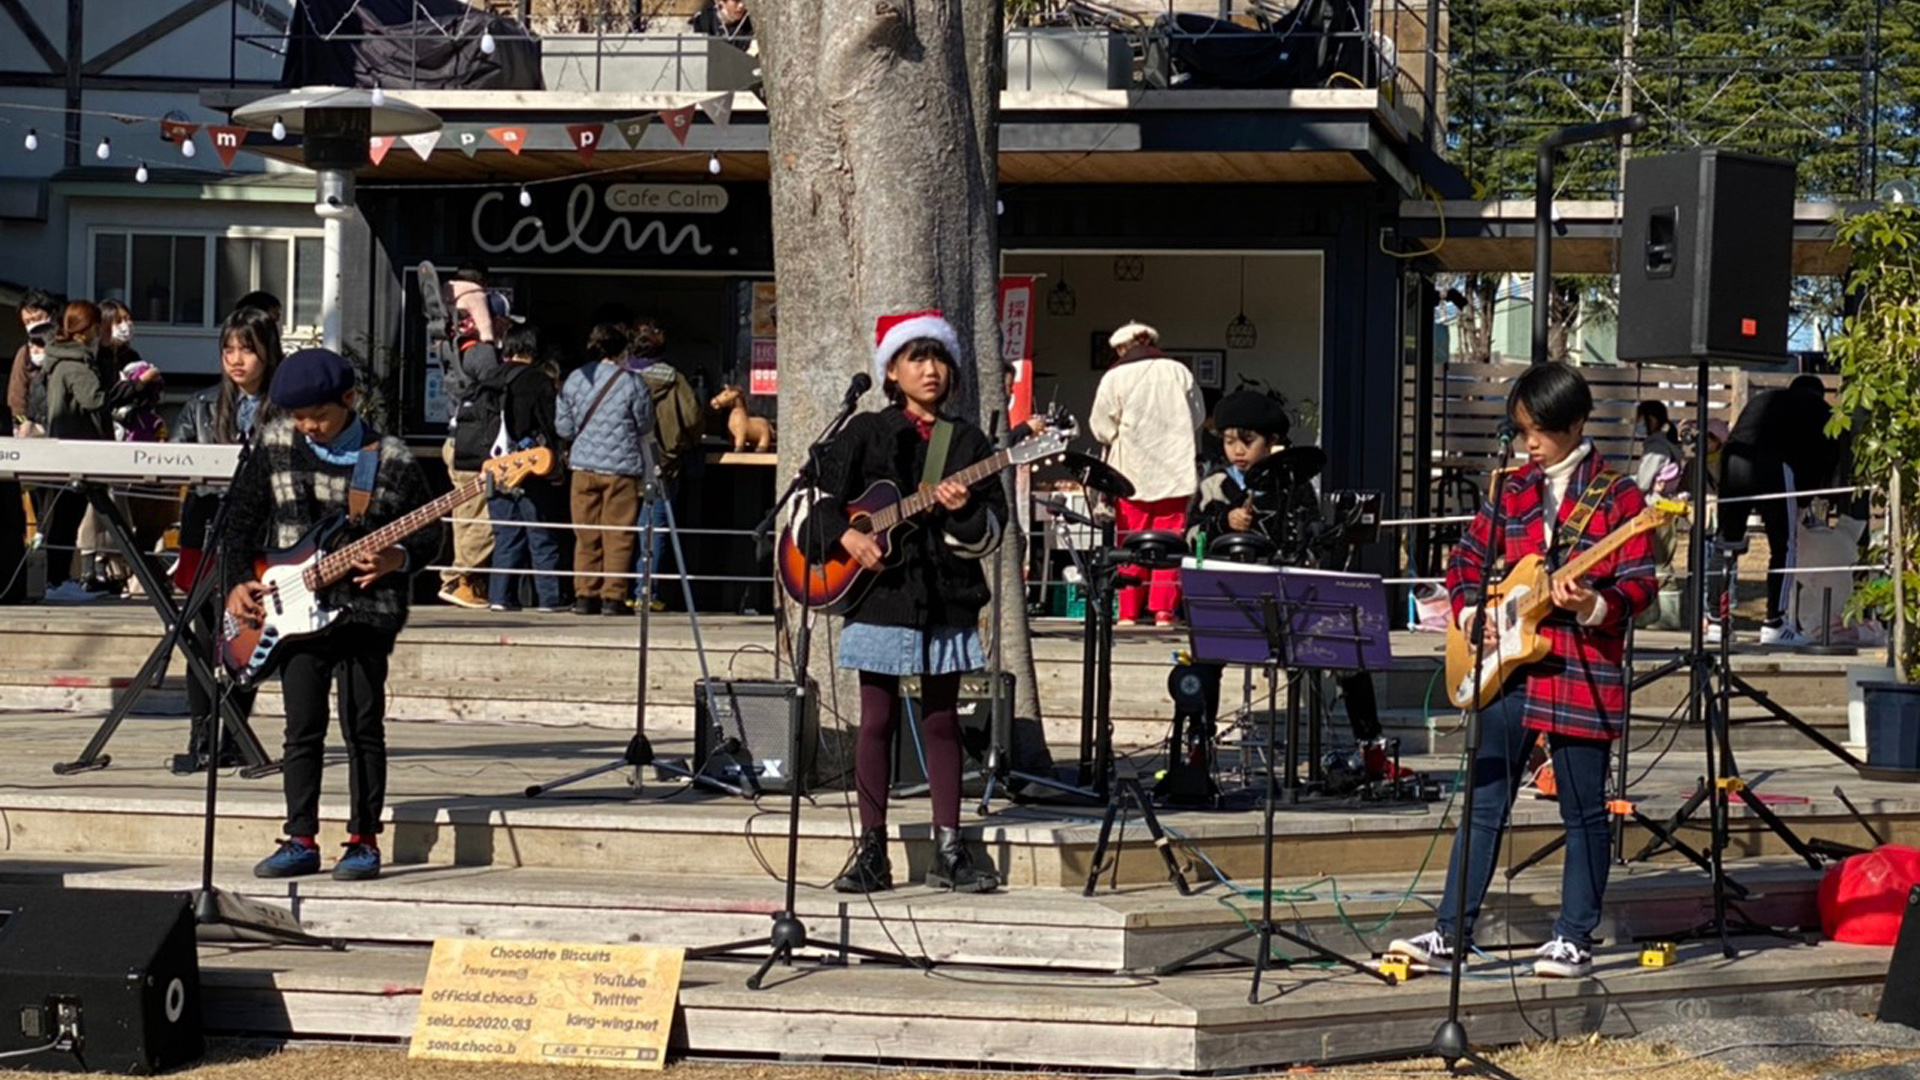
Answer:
[[277, 630, 396, 838], [1717, 445, 1793, 624], [185, 603, 258, 755], [37, 485, 86, 586]]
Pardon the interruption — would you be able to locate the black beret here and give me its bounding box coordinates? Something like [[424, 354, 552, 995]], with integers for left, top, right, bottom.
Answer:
[[270, 348, 355, 409], [1213, 390, 1289, 440]]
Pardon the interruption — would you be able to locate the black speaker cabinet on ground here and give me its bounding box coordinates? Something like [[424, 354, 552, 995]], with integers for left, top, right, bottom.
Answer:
[[1881, 884, 1920, 1029], [1618, 148, 1795, 366], [694, 678, 819, 794], [0, 886, 203, 1074], [891, 671, 1013, 796]]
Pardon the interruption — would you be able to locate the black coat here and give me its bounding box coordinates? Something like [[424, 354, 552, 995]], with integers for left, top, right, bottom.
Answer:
[[800, 407, 1006, 629]]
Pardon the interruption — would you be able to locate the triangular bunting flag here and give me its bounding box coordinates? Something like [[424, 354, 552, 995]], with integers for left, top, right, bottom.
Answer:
[[698, 92, 734, 128], [661, 106, 696, 146], [159, 118, 199, 145], [452, 126, 485, 158], [207, 125, 247, 168], [486, 126, 528, 155], [566, 123, 603, 164], [402, 129, 441, 161], [614, 116, 651, 149], [368, 135, 394, 167]]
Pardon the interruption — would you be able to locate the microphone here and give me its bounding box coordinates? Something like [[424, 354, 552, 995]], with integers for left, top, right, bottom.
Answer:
[[1497, 419, 1521, 445], [843, 372, 872, 408]]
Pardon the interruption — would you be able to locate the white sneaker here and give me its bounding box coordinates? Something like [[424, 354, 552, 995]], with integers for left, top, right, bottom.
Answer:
[[1532, 936, 1593, 978], [44, 581, 102, 603], [1759, 622, 1811, 647], [1385, 928, 1459, 971]]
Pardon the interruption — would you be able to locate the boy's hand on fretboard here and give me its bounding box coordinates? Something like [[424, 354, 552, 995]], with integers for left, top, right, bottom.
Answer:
[[351, 546, 407, 588]]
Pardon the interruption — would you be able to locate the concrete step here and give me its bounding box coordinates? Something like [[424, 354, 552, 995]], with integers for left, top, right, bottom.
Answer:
[[0, 855, 1830, 974], [1375, 705, 1857, 757]]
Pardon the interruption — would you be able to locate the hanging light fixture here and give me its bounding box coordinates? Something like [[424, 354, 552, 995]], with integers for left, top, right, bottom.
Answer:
[[271, 116, 287, 141], [1225, 257, 1258, 349], [518, 185, 533, 208], [1046, 256, 1077, 316], [1112, 255, 1145, 282], [480, 29, 497, 55], [180, 137, 196, 158], [369, 85, 386, 107], [95, 136, 111, 161], [22, 129, 37, 152], [134, 161, 149, 184], [707, 153, 722, 176]]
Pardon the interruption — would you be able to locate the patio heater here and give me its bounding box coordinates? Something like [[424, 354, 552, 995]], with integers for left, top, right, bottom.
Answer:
[[231, 88, 442, 350]]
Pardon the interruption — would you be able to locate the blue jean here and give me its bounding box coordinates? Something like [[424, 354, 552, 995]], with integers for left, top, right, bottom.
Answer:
[[1433, 690, 1614, 947], [632, 478, 676, 601], [488, 490, 563, 609]]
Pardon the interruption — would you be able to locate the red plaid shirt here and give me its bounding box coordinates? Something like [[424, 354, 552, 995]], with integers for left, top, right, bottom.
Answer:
[[1446, 446, 1657, 741]]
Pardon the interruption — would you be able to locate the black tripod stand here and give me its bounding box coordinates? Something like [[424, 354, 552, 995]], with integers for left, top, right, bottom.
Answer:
[[525, 440, 753, 799], [686, 374, 918, 989]]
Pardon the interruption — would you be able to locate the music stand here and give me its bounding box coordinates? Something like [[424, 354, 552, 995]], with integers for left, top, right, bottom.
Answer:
[[1154, 560, 1394, 1001]]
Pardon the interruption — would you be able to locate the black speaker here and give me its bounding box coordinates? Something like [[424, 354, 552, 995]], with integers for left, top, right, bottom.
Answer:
[[1881, 884, 1920, 1029], [0, 887, 202, 1074], [694, 679, 819, 793], [1618, 148, 1795, 366], [891, 672, 1013, 796]]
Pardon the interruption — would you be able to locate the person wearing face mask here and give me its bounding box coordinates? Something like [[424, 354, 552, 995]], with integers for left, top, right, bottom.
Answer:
[[9, 289, 60, 438], [37, 301, 110, 601]]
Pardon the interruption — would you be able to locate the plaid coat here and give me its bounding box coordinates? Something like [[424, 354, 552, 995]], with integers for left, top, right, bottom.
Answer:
[[1446, 446, 1657, 741]]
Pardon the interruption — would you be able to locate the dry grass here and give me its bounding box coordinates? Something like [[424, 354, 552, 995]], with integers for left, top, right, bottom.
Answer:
[[4, 1039, 1919, 1080]]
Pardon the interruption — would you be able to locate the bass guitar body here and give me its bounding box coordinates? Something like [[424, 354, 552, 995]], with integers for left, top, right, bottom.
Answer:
[[776, 480, 906, 615], [1443, 552, 1554, 710], [221, 519, 346, 686]]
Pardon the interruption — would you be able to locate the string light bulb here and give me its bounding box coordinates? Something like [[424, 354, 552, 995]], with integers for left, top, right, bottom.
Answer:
[[518, 185, 533, 208], [135, 162, 148, 184], [996, 199, 1005, 216], [22, 129, 36, 152], [480, 29, 497, 55], [180, 137, 196, 158], [707, 153, 721, 176], [271, 116, 287, 141], [95, 137, 110, 161], [370, 86, 386, 107]]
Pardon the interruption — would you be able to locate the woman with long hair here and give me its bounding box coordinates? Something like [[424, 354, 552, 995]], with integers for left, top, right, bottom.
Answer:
[[168, 306, 282, 770], [37, 301, 108, 600]]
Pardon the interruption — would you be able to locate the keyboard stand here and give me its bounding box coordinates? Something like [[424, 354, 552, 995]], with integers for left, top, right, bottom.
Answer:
[[53, 483, 278, 778]]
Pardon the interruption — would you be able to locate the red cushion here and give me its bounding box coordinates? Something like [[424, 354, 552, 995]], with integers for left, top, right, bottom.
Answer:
[[1819, 845, 1920, 945]]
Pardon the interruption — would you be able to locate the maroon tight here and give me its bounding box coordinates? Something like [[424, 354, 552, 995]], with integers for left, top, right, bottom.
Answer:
[[855, 671, 963, 831]]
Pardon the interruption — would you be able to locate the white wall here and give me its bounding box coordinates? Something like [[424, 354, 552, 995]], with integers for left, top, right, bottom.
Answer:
[[1003, 250, 1325, 440]]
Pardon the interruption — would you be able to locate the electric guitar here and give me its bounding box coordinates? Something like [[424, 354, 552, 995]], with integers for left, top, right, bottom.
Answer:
[[1443, 496, 1687, 710], [776, 419, 1074, 614], [221, 446, 555, 685]]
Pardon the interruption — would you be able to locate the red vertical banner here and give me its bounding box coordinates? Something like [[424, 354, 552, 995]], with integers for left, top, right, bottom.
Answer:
[[998, 275, 1036, 429]]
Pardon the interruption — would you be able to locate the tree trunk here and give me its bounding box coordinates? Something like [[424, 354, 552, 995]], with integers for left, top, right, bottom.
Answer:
[[760, 1, 1045, 747]]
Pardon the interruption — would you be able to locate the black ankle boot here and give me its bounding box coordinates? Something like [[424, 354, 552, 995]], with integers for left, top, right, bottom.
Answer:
[[832, 828, 893, 893], [927, 826, 1000, 893]]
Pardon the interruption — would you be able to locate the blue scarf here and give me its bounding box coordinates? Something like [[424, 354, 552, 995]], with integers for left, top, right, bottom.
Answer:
[[1226, 464, 1246, 488], [307, 415, 365, 466], [236, 392, 260, 438]]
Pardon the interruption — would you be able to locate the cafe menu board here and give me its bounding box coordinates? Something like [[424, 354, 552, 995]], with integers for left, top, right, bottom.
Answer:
[[409, 939, 685, 1070]]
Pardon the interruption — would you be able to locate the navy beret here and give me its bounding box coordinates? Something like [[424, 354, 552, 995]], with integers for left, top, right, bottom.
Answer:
[[271, 348, 355, 409]]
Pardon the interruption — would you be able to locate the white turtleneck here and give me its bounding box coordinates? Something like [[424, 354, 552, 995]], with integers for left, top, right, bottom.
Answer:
[[1540, 440, 1608, 627]]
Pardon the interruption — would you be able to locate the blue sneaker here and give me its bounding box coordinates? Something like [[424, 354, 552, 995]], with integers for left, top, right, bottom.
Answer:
[[253, 838, 321, 879], [332, 841, 382, 881]]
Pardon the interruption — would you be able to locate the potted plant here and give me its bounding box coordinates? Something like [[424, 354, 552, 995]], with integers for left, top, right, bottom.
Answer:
[[1828, 203, 1920, 775]]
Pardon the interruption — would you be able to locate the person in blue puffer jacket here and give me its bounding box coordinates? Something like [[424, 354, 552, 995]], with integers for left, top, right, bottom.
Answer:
[[556, 322, 655, 616]]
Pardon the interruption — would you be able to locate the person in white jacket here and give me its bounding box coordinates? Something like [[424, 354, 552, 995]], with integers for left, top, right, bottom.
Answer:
[[1089, 322, 1204, 626]]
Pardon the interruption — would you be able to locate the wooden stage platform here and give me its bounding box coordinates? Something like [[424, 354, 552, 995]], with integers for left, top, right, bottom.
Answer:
[[0, 605, 1908, 1071]]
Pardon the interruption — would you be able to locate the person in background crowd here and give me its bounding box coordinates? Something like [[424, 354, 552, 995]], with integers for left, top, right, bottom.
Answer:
[[556, 322, 654, 616], [437, 263, 505, 610], [231, 347, 439, 883], [234, 290, 283, 328], [1718, 375, 1846, 647], [470, 322, 565, 614], [690, 0, 752, 41], [37, 301, 109, 602], [1089, 321, 1204, 627], [1633, 400, 1683, 498], [97, 299, 140, 385], [1390, 363, 1656, 980], [171, 306, 281, 770], [73, 299, 158, 594], [804, 310, 1005, 896], [9, 288, 61, 437], [627, 317, 705, 613]]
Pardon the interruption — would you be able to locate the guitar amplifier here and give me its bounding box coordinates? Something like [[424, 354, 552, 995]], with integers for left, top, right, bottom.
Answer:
[[892, 672, 1013, 796], [694, 679, 819, 794]]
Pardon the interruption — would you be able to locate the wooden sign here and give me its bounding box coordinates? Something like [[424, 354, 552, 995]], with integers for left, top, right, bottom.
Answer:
[[409, 939, 684, 1070]]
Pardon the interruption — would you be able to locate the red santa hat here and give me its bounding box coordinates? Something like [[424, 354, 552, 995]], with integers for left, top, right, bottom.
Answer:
[[873, 309, 963, 387]]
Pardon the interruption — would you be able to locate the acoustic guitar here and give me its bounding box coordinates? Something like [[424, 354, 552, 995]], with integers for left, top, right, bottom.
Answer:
[[1444, 496, 1688, 710], [221, 446, 556, 685], [777, 422, 1073, 614]]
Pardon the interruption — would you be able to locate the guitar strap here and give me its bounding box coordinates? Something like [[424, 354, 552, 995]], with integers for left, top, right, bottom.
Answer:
[[1555, 469, 1617, 556], [920, 419, 955, 492], [347, 441, 381, 523]]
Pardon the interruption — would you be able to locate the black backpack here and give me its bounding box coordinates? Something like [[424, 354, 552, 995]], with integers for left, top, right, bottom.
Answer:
[[451, 366, 527, 471]]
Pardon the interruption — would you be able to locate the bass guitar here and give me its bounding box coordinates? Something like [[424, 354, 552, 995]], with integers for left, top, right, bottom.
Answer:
[[1444, 496, 1687, 710], [777, 421, 1073, 614], [221, 446, 555, 685]]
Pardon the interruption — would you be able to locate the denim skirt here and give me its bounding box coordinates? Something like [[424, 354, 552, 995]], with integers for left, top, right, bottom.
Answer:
[[837, 622, 984, 677]]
